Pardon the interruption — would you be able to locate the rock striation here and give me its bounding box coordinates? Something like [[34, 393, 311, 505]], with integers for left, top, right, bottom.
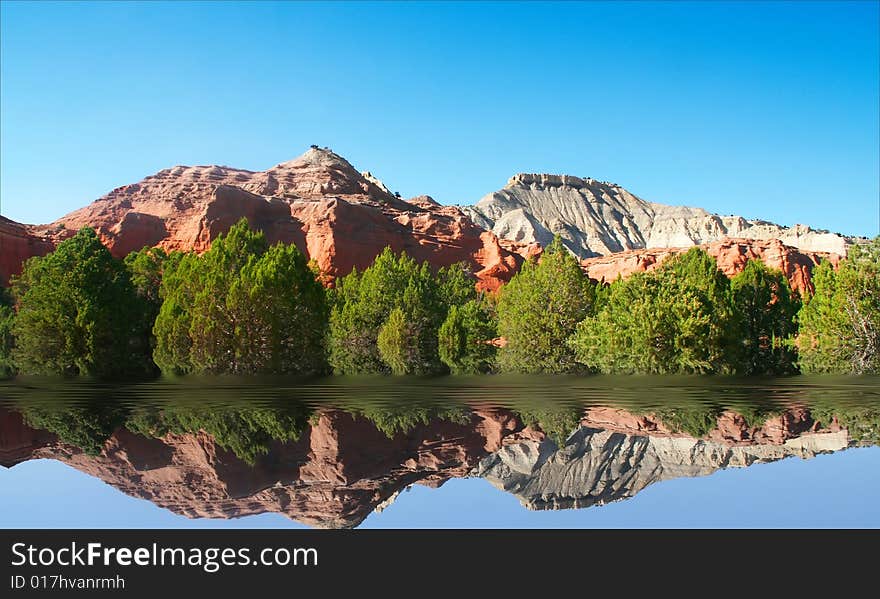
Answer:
[[463, 173, 855, 259]]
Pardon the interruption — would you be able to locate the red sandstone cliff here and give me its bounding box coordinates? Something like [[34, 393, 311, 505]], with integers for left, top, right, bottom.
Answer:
[[0, 217, 55, 286], [580, 238, 840, 294], [0, 148, 536, 291]]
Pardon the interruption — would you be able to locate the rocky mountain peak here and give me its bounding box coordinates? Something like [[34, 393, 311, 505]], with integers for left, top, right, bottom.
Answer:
[[274, 146, 354, 170]]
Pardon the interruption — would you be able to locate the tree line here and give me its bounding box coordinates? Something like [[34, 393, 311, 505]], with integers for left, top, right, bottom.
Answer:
[[0, 219, 877, 378]]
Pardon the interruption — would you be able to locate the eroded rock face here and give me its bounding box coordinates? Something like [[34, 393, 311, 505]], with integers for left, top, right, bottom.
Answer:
[[0, 217, 55, 287], [0, 148, 532, 290], [580, 237, 841, 294], [1, 404, 855, 527], [464, 173, 855, 259]]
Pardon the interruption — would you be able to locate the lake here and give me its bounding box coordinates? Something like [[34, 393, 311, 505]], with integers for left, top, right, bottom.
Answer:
[[1, 376, 878, 528]]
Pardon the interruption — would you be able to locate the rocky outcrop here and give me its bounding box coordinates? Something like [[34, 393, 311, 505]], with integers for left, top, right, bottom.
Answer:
[[0, 217, 55, 287], [464, 173, 855, 259], [1, 403, 857, 527], [0, 148, 532, 290], [580, 237, 841, 294]]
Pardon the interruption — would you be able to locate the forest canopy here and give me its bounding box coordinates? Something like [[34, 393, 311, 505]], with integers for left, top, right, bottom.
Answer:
[[1, 224, 877, 379]]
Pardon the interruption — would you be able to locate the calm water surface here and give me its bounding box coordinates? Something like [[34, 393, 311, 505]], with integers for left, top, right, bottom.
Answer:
[[1, 376, 878, 528]]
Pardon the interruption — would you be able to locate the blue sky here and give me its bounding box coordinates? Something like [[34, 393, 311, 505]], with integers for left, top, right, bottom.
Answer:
[[1, 448, 877, 528], [1, 1, 878, 237]]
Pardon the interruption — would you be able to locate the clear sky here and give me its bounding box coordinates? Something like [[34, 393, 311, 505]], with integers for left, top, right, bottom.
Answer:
[[1, 1, 878, 237]]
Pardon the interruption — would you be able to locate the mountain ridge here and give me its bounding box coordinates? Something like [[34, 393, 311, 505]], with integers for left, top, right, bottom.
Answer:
[[463, 172, 854, 258], [0, 147, 859, 290]]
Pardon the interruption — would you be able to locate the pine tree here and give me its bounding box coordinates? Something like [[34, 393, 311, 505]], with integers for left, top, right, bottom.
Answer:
[[496, 236, 595, 373], [0, 287, 16, 378], [153, 219, 327, 375], [571, 248, 735, 374], [797, 237, 880, 373], [729, 259, 799, 374], [328, 249, 451, 374], [11, 228, 153, 377], [438, 299, 497, 374]]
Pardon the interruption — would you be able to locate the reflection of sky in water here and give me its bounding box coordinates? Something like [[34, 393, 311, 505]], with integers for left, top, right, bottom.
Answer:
[[2, 447, 878, 528]]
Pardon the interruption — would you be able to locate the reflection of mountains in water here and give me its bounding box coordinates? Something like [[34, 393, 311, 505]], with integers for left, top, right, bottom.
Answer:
[[1, 377, 878, 528]]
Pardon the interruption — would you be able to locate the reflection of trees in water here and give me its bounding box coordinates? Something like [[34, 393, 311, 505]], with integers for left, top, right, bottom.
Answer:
[[126, 404, 313, 465], [796, 384, 880, 445], [22, 403, 128, 456], [7, 376, 880, 462]]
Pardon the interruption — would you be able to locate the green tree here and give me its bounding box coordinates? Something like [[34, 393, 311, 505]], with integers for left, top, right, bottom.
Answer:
[[729, 259, 800, 374], [654, 405, 724, 438], [797, 237, 880, 373], [571, 248, 734, 374], [438, 299, 497, 374], [11, 228, 153, 377], [437, 262, 477, 308], [153, 219, 327, 375], [328, 249, 449, 374], [230, 243, 328, 374], [124, 246, 169, 358], [124, 247, 168, 310], [0, 287, 15, 378], [377, 307, 419, 375], [496, 236, 595, 373], [515, 404, 584, 448], [152, 252, 200, 374]]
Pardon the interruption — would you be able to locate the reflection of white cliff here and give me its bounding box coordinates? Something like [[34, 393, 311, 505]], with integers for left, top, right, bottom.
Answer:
[[473, 427, 851, 511]]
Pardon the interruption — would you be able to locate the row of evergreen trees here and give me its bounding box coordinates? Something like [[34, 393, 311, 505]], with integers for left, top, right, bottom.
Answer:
[[0, 219, 877, 378]]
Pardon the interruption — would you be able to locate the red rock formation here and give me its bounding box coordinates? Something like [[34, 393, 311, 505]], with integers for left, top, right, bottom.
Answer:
[[581, 238, 841, 294], [0, 148, 844, 292], [0, 148, 533, 290], [0, 217, 55, 287]]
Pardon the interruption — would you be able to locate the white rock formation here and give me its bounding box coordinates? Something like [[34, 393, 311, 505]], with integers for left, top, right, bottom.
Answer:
[[462, 173, 852, 257]]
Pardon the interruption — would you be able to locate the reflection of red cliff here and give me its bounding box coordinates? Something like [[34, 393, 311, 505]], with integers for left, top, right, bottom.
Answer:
[[1, 404, 848, 528], [580, 405, 838, 445], [0, 409, 57, 467], [581, 238, 839, 294], [0, 148, 535, 291], [1, 407, 528, 529]]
